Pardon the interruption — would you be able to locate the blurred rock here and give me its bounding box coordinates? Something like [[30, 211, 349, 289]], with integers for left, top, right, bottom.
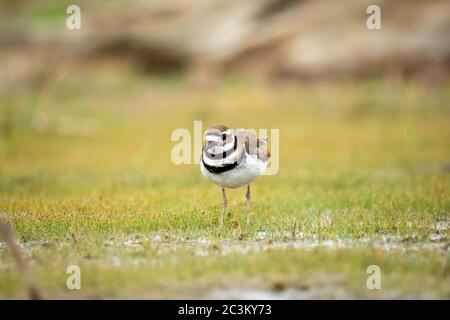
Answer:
[[0, 0, 449, 86]]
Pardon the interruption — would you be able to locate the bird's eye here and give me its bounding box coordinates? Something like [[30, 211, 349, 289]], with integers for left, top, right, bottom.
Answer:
[[222, 133, 227, 140]]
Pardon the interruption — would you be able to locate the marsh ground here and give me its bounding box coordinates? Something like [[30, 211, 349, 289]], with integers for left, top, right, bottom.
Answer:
[[0, 71, 449, 298]]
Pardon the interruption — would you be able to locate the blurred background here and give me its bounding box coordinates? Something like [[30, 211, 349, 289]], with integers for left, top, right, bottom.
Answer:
[[0, 0, 449, 299], [0, 0, 449, 225], [1, 0, 449, 87], [0, 0, 449, 162], [0, 0, 449, 212]]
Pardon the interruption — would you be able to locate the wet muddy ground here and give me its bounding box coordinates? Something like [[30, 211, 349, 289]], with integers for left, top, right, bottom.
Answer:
[[1, 218, 447, 299]]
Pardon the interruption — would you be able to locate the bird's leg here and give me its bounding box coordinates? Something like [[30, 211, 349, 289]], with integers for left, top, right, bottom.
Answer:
[[220, 187, 227, 229], [246, 185, 251, 227]]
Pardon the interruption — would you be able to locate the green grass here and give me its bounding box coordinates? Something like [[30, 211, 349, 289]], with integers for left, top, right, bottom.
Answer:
[[0, 73, 449, 298]]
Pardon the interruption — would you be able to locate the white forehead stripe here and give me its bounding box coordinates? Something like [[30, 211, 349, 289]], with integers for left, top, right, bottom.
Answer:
[[206, 140, 235, 155], [205, 135, 221, 142]]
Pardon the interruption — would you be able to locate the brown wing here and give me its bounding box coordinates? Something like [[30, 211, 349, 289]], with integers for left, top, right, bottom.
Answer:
[[235, 129, 271, 162]]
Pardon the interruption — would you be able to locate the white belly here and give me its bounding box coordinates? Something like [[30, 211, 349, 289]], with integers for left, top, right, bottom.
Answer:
[[200, 154, 267, 188]]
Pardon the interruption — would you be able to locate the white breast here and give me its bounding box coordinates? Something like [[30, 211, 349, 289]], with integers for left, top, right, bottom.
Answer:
[[200, 154, 267, 189]]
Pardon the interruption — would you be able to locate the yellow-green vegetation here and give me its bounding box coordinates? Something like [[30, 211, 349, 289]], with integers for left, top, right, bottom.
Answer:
[[0, 71, 449, 298]]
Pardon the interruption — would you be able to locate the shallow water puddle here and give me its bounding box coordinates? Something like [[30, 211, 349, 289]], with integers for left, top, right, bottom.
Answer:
[[205, 287, 353, 300], [0, 219, 448, 265]]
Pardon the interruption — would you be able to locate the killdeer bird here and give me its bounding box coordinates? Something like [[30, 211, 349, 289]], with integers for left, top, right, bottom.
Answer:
[[200, 124, 271, 228]]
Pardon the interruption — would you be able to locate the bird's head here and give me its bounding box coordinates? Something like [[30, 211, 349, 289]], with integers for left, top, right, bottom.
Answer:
[[204, 124, 234, 146]]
